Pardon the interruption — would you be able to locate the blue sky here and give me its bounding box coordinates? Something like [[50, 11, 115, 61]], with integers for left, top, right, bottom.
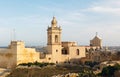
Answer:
[[0, 0, 120, 46]]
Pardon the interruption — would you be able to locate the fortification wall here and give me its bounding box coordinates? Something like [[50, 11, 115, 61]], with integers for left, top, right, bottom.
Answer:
[[0, 48, 17, 68], [17, 47, 40, 65]]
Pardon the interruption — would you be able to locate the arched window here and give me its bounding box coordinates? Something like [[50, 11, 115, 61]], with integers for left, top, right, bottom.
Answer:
[[76, 49, 80, 55], [55, 35, 58, 43]]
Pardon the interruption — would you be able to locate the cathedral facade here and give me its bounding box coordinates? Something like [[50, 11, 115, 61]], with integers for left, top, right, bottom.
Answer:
[[45, 17, 87, 63], [0, 17, 102, 68]]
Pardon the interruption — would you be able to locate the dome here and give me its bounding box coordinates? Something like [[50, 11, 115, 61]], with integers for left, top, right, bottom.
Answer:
[[93, 32, 102, 40], [51, 17, 57, 25]]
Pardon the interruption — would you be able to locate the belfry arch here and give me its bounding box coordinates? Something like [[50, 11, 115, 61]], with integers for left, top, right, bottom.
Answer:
[[55, 35, 58, 43]]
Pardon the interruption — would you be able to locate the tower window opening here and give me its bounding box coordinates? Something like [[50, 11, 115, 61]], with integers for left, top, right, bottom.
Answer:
[[76, 49, 80, 55], [55, 35, 58, 43]]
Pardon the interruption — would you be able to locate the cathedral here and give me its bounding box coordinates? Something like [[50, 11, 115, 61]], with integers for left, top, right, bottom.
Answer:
[[0, 17, 102, 68]]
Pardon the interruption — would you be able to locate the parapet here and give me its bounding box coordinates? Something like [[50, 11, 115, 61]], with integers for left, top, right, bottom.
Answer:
[[9, 41, 25, 48], [62, 41, 77, 47]]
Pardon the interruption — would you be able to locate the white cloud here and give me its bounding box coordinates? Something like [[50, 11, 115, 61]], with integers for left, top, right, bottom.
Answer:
[[87, 6, 120, 16], [84, 0, 120, 16]]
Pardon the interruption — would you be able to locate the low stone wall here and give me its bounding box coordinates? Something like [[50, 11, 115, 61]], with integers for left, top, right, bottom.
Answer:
[[52, 73, 79, 77]]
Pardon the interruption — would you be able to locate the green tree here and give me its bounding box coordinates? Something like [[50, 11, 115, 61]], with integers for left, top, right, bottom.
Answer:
[[100, 65, 118, 77]]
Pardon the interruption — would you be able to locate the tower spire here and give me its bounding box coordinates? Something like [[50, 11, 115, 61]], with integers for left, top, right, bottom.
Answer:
[[51, 16, 57, 27]]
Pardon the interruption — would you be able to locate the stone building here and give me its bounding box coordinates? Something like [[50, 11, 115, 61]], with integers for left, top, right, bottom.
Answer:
[[90, 33, 102, 48], [0, 17, 102, 68]]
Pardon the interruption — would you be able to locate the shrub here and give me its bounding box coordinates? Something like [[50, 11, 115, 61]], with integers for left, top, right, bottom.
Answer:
[[18, 61, 55, 67], [98, 64, 120, 77], [84, 61, 99, 68]]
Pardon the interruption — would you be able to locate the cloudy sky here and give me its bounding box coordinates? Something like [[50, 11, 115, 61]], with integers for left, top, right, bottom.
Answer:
[[0, 0, 120, 46]]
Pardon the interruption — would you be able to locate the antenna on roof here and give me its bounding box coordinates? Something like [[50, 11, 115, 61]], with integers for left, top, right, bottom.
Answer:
[[10, 29, 12, 41], [13, 29, 16, 41]]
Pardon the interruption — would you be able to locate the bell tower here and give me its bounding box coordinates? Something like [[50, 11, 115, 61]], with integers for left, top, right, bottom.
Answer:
[[47, 17, 62, 45], [47, 17, 62, 63]]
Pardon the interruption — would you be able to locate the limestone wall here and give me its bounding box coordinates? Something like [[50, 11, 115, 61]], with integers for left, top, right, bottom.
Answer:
[[51, 45, 62, 63], [17, 48, 40, 65], [0, 48, 17, 68], [68, 46, 86, 59], [60, 46, 86, 63], [61, 55, 69, 62], [62, 42, 77, 47], [0, 41, 41, 68], [39, 54, 52, 63]]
